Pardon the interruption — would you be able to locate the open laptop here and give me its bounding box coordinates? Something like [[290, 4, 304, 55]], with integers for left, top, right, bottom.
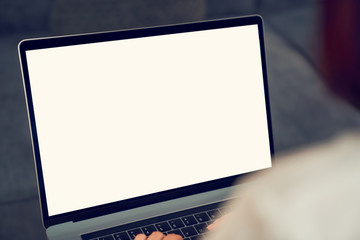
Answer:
[[18, 16, 273, 240]]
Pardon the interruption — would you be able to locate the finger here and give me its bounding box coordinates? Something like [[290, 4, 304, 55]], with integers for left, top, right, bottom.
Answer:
[[135, 233, 148, 240], [164, 233, 183, 240], [207, 220, 217, 231], [207, 215, 227, 231], [147, 231, 166, 240]]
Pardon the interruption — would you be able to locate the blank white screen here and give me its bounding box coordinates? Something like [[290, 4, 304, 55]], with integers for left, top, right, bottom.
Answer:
[[26, 24, 272, 216]]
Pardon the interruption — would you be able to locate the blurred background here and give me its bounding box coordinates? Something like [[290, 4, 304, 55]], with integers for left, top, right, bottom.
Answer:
[[1, 0, 360, 239]]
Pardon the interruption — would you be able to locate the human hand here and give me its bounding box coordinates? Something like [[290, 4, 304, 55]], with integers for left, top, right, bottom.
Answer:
[[135, 231, 182, 240], [207, 215, 228, 231]]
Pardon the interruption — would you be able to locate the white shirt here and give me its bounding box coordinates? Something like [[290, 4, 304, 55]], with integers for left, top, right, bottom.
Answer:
[[208, 132, 360, 240]]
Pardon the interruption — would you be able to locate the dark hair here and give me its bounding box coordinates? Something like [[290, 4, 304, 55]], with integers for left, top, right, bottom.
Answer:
[[322, 0, 360, 109]]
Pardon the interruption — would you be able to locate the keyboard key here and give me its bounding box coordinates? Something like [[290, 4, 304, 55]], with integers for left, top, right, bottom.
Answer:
[[114, 232, 130, 240], [141, 225, 157, 236], [128, 228, 143, 239], [194, 223, 207, 234], [167, 229, 184, 237], [206, 220, 214, 226], [219, 207, 229, 215], [194, 213, 210, 223], [155, 222, 171, 232], [190, 235, 202, 240], [99, 236, 115, 240], [206, 209, 221, 220], [181, 226, 198, 237], [169, 219, 185, 229], [181, 216, 197, 226]]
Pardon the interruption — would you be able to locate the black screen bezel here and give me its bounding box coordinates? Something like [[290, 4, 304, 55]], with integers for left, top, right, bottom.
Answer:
[[18, 15, 274, 228]]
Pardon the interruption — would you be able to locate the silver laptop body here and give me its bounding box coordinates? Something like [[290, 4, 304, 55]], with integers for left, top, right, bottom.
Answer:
[[18, 16, 273, 240]]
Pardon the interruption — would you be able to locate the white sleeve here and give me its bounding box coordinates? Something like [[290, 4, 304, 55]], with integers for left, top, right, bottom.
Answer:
[[206, 132, 360, 240]]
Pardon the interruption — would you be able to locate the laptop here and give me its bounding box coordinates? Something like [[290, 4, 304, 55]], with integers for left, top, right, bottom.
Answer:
[[18, 16, 273, 240]]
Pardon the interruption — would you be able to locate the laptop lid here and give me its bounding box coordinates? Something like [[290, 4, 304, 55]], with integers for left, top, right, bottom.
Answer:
[[18, 16, 273, 229]]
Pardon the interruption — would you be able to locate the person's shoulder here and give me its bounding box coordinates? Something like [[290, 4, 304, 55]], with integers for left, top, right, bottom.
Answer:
[[230, 130, 360, 213], [256, 131, 360, 193], [225, 131, 360, 239], [275, 131, 360, 178]]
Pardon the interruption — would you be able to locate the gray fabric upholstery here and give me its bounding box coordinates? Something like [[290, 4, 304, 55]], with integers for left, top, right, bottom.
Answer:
[[51, 0, 206, 35]]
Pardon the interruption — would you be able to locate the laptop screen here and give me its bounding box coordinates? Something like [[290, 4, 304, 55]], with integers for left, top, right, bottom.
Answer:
[[20, 17, 272, 220]]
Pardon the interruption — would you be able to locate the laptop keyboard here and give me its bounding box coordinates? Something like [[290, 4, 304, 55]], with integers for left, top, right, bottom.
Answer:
[[81, 201, 228, 240]]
